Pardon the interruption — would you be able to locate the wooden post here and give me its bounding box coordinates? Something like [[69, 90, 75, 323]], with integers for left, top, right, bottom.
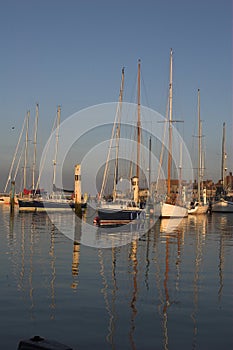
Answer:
[[10, 181, 15, 213], [74, 164, 82, 216], [131, 176, 139, 203]]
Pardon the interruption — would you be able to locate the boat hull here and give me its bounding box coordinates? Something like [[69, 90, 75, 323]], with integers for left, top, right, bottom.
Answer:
[[211, 200, 233, 213], [160, 202, 188, 218], [18, 199, 78, 212], [97, 207, 142, 226]]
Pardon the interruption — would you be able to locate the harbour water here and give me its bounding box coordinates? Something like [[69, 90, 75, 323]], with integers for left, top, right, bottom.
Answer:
[[0, 204, 232, 349]]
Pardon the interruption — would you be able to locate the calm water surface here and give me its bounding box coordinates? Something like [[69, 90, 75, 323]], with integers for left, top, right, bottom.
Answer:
[[0, 205, 232, 349]]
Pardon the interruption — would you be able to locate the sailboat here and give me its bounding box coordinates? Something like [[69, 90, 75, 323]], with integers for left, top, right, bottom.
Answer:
[[18, 106, 76, 212], [212, 122, 233, 213], [96, 63, 143, 226], [159, 49, 188, 218], [188, 89, 208, 214]]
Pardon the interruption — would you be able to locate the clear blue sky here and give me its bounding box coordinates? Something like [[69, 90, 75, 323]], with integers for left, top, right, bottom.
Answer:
[[0, 0, 232, 191]]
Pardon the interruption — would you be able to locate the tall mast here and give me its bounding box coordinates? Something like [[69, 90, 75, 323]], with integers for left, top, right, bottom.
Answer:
[[23, 110, 30, 190], [148, 136, 151, 197], [32, 103, 39, 190], [136, 59, 141, 180], [179, 141, 182, 199], [221, 122, 226, 188], [167, 48, 173, 196], [200, 120, 204, 194], [113, 67, 124, 200], [52, 106, 61, 187], [197, 89, 201, 203]]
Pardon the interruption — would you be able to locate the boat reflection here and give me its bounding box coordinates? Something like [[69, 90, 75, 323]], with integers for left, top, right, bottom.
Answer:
[[160, 217, 186, 234], [78, 219, 148, 248]]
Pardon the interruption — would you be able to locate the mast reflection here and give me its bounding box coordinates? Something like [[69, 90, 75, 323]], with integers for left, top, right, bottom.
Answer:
[[98, 247, 117, 348], [129, 240, 138, 350], [159, 218, 185, 350], [188, 215, 206, 349]]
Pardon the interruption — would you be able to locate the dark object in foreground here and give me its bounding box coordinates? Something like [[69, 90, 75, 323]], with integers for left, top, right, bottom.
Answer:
[[17, 335, 73, 350]]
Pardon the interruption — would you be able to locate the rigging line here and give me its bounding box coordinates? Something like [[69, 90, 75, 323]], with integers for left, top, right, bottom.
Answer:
[[13, 145, 24, 183], [127, 122, 137, 180], [4, 114, 28, 193], [128, 70, 137, 107], [100, 116, 118, 197], [141, 73, 151, 109], [155, 94, 169, 193], [100, 68, 124, 198], [52, 106, 61, 187], [35, 112, 58, 191]]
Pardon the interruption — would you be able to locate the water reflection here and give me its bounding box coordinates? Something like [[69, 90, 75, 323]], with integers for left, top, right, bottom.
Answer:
[[3, 209, 60, 322], [49, 225, 56, 319], [190, 215, 205, 349], [98, 247, 118, 348], [159, 219, 185, 350], [1, 205, 233, 349], [129, 240, 138, 350], [71, 241, 80, 290]]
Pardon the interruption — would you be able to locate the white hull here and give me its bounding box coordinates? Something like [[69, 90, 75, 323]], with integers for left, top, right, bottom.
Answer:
[[188, 204, 208, 215], [211, 199, 233, 213], [160, 202, 188, 218]]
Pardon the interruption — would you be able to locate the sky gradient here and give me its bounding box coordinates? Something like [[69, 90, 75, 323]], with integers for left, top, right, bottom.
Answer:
[[0, 0, 232, 192]]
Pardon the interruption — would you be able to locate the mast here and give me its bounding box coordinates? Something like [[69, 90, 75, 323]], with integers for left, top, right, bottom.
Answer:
[[200, 120, 204, 195], [179, 141, 182, 200], [136, 59, 141, 181], [52, 106, 61, 187], [197, 89, 201, 203], [221, 122, 226, 188], [132, 59, 141, 204], [148, 137, 151, 198], [23, 110, 30, 190], [32, 103, 39, 190], [167, 48, 173, 196], [113, 67, 124, 200]]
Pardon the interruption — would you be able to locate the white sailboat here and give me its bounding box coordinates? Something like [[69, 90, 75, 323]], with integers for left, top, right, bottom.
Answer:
[[188, 89, 208, 215], [160, 49, 188, 218], [212, 122, 233, 213], [18, 106, 76, 212]]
